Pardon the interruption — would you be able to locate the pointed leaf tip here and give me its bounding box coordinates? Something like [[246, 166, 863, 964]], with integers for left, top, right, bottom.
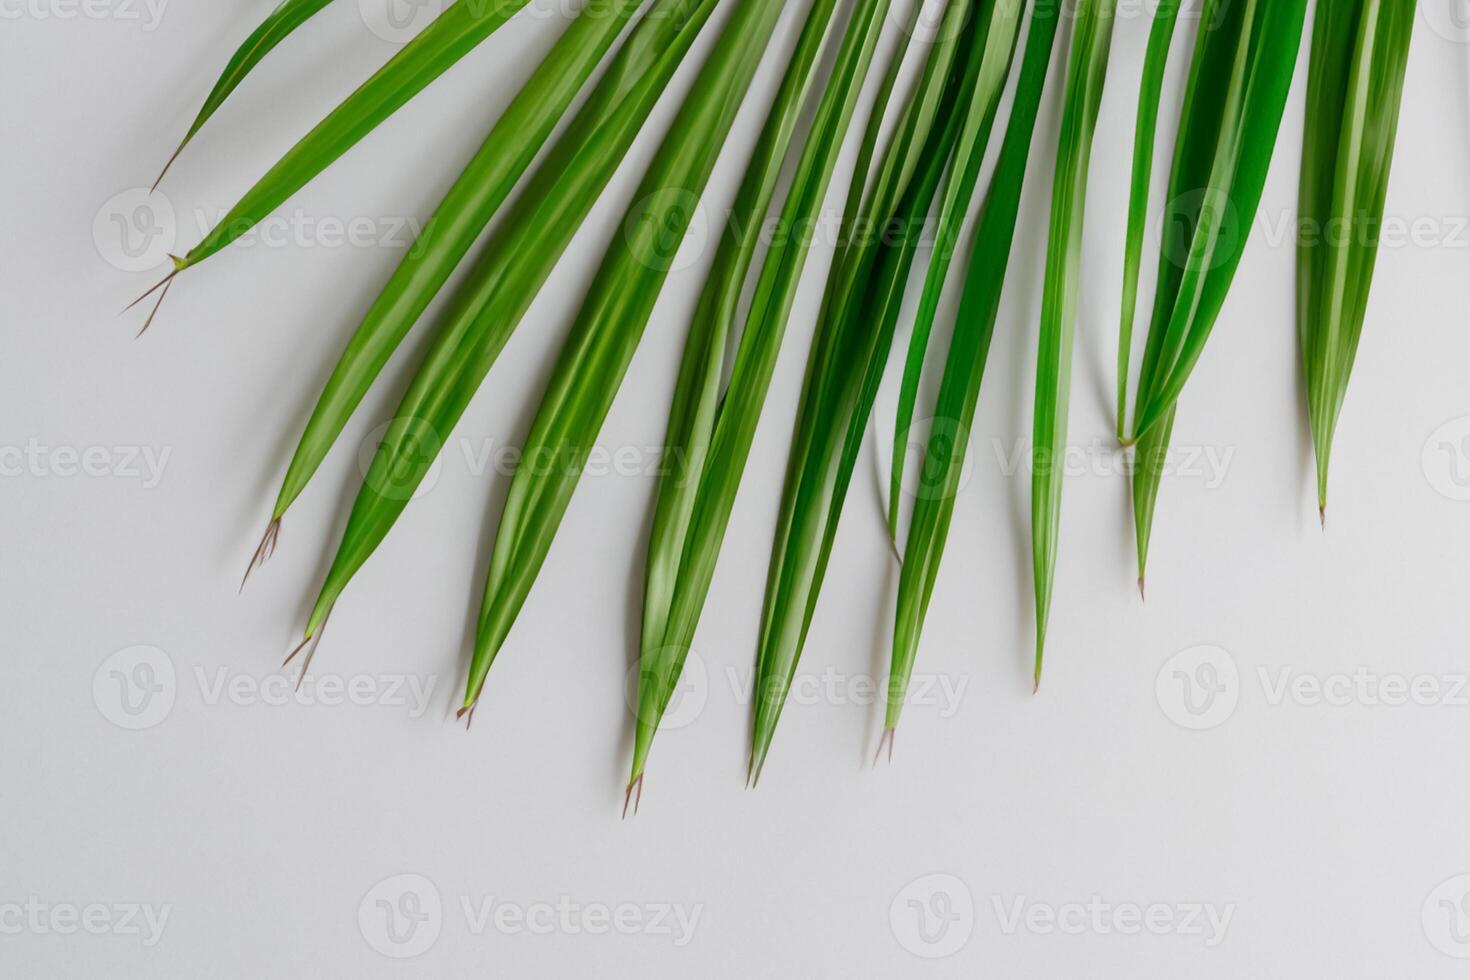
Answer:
[[240, 517, 282, 593], [872, 728, 895, 766], [621, 774, 644, 819]]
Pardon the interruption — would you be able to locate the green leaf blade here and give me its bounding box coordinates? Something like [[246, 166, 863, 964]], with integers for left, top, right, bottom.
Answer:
[[156, 0, 337, 188], [299, 0, 720, 638], [1128, 0, 1308, 579], [1116, 0, 1180, 442], [1030, 0, 1114, 687], [639, 0, 847, 687], [270, 0, 649, 523], [463, 0, 792, 712], [888, 0, 1059, 730], [180, 0, 536, 270], [749, 2, 978, 779], [1132, 0, 1310, 438], [1299, 0, 1414, 513], [634, 0, 896, 784], [887, 0, 1025, 543]]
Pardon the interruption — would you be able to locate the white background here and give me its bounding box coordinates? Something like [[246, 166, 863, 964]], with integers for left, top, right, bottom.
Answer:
[[5, 0, 1470, 975]]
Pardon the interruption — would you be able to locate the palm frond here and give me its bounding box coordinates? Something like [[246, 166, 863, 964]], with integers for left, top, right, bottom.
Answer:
[[154, 0, 336, 190], [749, 0, 980, 781], [633, 0, 896, 787], [463, 0, 793, 715], [886, 0, 1060, 733], [299, 0, 719, 640], [1029, 0, 1116, 686], [1298, 0, 1415, 517], [1128, 0, 1309, 581]]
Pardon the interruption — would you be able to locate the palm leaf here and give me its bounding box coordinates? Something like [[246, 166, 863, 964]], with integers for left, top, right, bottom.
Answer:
[[297, 0, 719, 643], [886, 0, 1059, 733], [1030, 0, 1115, 687], [1128, 0, 1308, 582], [1130, 402, 1175, 590], [1130, 0, 1310, 436], [748, 0, 979, 781], [251, 0, 648, 573], [822, 0, 976, 309], [637, 0, 848, 707], [633, 0, 897, 791], [177, 0, 537, 272], [886, 0, 1024, 543], [462, 0, 792, 720], [155, 0, 336, 189], [1298, 0, 1414, 517], [1116, 0, 1181, 442]]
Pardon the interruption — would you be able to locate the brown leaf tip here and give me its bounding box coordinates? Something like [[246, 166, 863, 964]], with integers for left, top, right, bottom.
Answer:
[[240, 517, 282, 593], [622, 774, 644, 820]]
